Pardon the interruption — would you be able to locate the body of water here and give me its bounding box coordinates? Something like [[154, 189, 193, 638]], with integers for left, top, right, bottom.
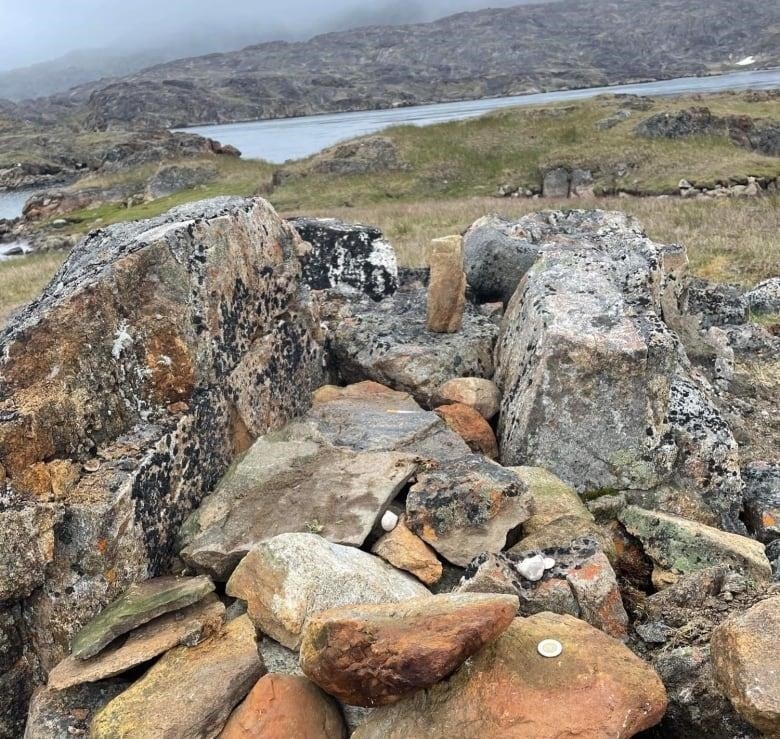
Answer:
[[0, 68, 777, 221], [181, 68, 780, 163]]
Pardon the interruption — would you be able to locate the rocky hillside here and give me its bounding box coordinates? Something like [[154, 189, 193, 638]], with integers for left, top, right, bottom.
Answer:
[[11, 0, 780, 130], [2, 198, 779, 737]]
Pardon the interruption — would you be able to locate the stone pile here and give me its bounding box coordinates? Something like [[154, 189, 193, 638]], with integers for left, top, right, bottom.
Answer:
[[2, 198, 778, 738]]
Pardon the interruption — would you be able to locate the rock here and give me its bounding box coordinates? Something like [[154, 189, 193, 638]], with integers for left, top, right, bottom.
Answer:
[[0, 504, 56, 600], [426, 235, 466, 333], [0, 197, 325, 717], [618, 506, 771, 582], [289, 217, 398, 301], [381, 510, 399, 532], [744, 277, 780, 315], [495, 210, 682, 494], [431, 377, 501, 420], [687, 277, 747, 328], [178, 423, 417, 580], [462, 213, 541, 304], [145, 163, 217, 199], [371, 516, 443, 586], [258, 636, 302, 676], [91, 614, 263, 738], [322, 286, 498, 406], [352, 613, 667, 738], [405, 455, 531, 566], [48, 595, 225, 690], [24, 680, 129, 739], [225, 534, 429, 649], [458, 538, 628, 639], [711, 596, 780, 735], [767, 540, 780, 580], [570, 168, 594, 197], [218, 674, 346, 739], [742, 461, 780, 543], [306, 382, 469, 461], [542, 167, 570, 198], [70, 575, 215, 659], [434, 403, 499, 458], [299, 593, 518, 707]]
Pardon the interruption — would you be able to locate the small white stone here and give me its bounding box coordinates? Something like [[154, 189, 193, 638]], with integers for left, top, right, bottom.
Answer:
[[537, 639, 563, 658], [517, 554, 546, 582], [381, 510, 399, 532], [543, 557, 556, 570]]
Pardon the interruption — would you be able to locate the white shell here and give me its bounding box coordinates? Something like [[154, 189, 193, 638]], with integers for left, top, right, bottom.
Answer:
[[517, 554, 546, 582], [381, 510, 399, 532], [543, 557, 556, 570], [537, 639, 563, 658]]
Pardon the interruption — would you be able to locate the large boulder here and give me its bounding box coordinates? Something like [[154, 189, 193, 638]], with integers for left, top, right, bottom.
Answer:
[[225, 534, 430, 649], [0, 197, 325, 724], [289, 217, 398, 301], [353, 613, 667, 738], [493, 210, 744, 532], [322, 285, 498, 407], [742, 461, 780, 543], [743, 277, 780, 316]]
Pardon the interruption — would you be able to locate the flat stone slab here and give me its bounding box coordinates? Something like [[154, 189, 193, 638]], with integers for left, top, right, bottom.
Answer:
[[405, 455, 531, 566], [48, 595, 225, 690], [70, 575, 215, 659], [226, 533, 430, 649], [618, 506, 771, 582], [90, 615, 263, 738], [179, 423, 417, 580], [300, 593, 518, 706]]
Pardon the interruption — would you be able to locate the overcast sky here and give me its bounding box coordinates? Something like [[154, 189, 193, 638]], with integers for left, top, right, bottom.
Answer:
[[0, 0, 530, 71]]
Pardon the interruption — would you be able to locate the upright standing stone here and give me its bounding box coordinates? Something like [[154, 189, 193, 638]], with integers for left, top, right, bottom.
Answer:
[[426, 236, 466, 333]]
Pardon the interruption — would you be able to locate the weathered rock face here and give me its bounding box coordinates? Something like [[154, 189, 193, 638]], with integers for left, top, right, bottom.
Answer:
[[710, 596, 780, 735], [219, 674, 346, 739], [431, 376, 501, 420], [225, 534, 430, 649], [742, 461, 780, 544], [289, 217, 398, 301], [353, 613, 667, 739], [299, 593, 518, 707], [145, 163, 218, 200], [322, 285, 498, 407], [91, 614, 263, 738], [434, 403, 499, 459], [619, 506, 771, 583], [405, 455, 531, 567], [179, 422, 417, 580], [744, 277, 780, 316], [0, 196, 325, 726], [371, 516, 443, 586]]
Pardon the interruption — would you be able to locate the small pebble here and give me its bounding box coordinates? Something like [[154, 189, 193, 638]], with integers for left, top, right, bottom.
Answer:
[[537, 639, 563, 658], [517, 554, 546, 582], [83, 459, 101, 473], [543, 557, 556, 570], [381, 510, 399, 532]]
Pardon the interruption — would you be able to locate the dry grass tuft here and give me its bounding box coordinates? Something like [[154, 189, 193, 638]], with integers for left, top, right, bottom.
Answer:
[[0, 251, 66, 326]]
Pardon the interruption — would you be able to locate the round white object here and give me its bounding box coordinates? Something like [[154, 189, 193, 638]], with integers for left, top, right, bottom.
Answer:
[[517, 554, 546, 582], [537, 639, 563, 658], [543, 557, 556, 570], [381, 510, 399, 532]]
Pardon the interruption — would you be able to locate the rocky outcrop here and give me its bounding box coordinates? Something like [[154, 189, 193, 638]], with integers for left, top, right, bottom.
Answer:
[[0, 196, 325, 732], [289, 217, 398, 301], [353, 613, 667, 738]]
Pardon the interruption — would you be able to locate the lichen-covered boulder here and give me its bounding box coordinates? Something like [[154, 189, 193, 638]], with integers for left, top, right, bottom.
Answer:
[[322, 285, 498, 407], [0, 196, 325, 724], [741, 461, 780, 543], [743, 277, 780, 316], [289, 217, 398, 301]]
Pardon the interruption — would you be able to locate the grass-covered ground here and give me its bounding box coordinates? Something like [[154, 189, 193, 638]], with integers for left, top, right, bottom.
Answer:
[[1, 90, 778, 325]]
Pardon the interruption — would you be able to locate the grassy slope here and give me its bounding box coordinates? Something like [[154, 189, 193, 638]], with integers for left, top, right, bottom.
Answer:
[[2, 91, 778, 324]]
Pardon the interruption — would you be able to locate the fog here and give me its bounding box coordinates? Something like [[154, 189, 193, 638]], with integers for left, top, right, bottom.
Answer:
[[0, 0, 534, 71]]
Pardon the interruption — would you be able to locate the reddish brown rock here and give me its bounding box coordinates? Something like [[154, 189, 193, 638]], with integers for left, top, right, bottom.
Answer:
[[353, 613, 667, 738], [371, 516, 443, 586], [299, 593, 518, 707], [219, 674, 345, 739], [434, 403, 499, 459], [426, 235, 466, 333]]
